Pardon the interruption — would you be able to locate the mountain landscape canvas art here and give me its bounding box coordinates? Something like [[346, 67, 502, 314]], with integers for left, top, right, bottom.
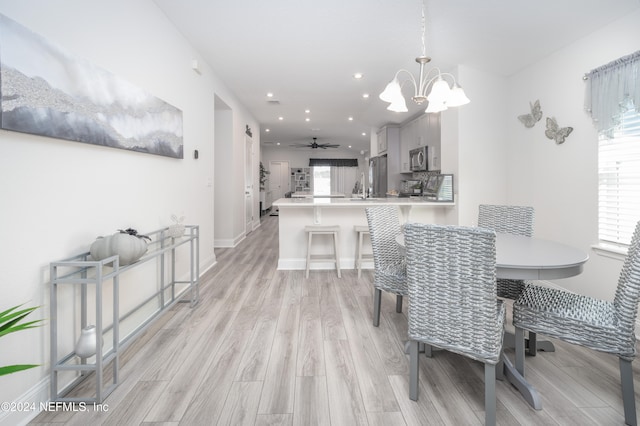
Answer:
[[0, 14, 183, 159]]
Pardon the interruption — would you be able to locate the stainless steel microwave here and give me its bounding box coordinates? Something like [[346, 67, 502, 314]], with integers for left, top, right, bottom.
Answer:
[[409, 146, 428, 171]]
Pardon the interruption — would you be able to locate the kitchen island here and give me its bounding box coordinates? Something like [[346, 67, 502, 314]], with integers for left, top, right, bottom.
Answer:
[[272, 197, 456, 271]]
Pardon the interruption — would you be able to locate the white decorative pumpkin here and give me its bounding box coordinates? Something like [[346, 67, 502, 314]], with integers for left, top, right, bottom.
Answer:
[[90, 228, 150, 265]]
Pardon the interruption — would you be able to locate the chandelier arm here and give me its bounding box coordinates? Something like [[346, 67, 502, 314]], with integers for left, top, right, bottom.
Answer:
[[421, 71, 458, 88], [417, 67, 444, 96], [393, 69, 419, 97]]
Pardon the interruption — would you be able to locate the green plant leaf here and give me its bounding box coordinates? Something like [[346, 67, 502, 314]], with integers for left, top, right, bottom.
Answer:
[[0, 305, 43, 337], [0, 304, 43, 376], [0, 364, 39, 376], [0, 319, 42, 338], [0, 305, 38, 326]]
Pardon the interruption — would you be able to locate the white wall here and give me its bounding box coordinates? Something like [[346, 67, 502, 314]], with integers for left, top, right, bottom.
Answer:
[[506, 7, 640, 300], [439, 66, 510, 227], [0, 1, 258, 423]]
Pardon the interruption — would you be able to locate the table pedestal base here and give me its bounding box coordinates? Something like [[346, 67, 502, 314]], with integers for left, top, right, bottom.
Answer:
[[503, 355, 542, 409], [503, 331, 555, 355]]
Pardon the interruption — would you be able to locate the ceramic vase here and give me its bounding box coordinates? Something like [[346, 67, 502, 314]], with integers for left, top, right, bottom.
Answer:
[[75, 325, 98, 358]]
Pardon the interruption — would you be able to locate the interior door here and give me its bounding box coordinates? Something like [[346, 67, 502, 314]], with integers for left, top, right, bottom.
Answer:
[[269, 160, 290, 209], [245, 136, 253, 235]]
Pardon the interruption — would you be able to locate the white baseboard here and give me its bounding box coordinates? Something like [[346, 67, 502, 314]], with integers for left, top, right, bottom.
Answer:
[[214, 233, 245, 248], [0, 377, 49, 426]]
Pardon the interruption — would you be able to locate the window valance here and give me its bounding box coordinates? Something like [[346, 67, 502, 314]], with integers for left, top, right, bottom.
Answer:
[[309, 158, 358, 167], [585, 50, 640, 137]]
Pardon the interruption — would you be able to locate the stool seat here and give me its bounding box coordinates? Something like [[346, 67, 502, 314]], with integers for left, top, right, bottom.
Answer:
[[305, 225, 340, 233], [354, 225, 373, 278], [305, 225, 341, 278]]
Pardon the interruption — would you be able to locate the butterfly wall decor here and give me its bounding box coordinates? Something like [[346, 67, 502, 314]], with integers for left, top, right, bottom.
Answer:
[[545, 117, 573, 144], [517, 100, 542, 128]]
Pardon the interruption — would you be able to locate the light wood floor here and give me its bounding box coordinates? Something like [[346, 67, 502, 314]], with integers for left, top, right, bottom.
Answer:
[[32, 214, 639, 425]]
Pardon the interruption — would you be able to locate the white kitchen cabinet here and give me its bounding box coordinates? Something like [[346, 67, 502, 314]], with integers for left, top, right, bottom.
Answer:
[[399, 120, 416, 173], [399, 112, 441, 172]]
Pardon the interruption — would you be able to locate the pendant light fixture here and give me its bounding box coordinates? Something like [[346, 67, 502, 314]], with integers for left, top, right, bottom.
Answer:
[[379, 0, 470, 114]]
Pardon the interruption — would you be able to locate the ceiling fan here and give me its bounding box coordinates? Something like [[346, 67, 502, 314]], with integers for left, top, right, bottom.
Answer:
[[290, 137, 340, 149]]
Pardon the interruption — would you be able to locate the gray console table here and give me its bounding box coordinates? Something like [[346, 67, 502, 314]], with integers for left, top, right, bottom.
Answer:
[[49, 225, 199, 403]]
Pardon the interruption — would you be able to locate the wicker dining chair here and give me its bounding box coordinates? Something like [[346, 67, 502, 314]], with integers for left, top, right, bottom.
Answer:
[[478, 204, 535, 300], [365, 206, 407, 327], [513, 220, 640, 426], [404, 223, 505, 426]]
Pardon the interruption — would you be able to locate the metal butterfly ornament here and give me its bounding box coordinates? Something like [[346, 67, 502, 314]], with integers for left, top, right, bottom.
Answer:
[[518, 100, 542, 128], [545, 117, 573, 144]]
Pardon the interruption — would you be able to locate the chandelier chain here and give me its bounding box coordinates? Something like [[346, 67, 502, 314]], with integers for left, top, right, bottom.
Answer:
[[421, 0, 426, 57]]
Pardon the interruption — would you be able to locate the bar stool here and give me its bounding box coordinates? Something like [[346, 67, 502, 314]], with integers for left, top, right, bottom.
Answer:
[[354, 225, 373, 278], [304, 225, 341, 278]]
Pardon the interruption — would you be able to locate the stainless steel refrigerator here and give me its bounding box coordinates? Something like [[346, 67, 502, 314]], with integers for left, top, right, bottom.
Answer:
[[369, 155, 387, 197]]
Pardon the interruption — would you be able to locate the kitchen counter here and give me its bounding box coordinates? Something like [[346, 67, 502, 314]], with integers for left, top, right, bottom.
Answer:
[[272, 197, 456, 271], [274, 196, 454, 207], [290, 191, 345, 198]]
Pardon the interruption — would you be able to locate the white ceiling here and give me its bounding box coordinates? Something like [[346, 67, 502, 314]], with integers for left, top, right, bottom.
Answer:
[[154, 0, 640, 153]]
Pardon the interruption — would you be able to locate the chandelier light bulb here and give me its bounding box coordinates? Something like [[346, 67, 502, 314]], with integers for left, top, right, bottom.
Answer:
[[447, 84, 471, 107]]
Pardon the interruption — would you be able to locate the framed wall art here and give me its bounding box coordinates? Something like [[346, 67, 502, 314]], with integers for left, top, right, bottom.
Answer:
[[0, 14, 184, 158]]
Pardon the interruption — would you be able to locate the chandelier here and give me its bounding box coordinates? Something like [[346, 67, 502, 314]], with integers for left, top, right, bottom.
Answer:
[[379, 1, 470, 113]]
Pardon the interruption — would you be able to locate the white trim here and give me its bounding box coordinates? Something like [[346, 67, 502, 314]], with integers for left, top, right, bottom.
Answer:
[[0, 376, 48, 426], [214, 233, 246, 248], [591, 243, 628, 261]]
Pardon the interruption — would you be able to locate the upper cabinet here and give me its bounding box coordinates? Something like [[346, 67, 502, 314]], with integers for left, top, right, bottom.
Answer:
[[376, 125, 399, 155], [400, 113, 441, 173]]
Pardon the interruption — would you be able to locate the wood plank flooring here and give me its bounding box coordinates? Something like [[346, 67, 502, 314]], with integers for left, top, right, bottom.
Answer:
[[31, 214, 640, 425]]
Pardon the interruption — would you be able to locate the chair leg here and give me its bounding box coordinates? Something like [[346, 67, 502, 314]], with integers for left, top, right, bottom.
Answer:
[[619, 358, 637, 426], [373, 288, 382, 327], [409, 340, 419, 401], [485, 363, 497, 426], [515, 326, 526, 376], [396, 295, 403, 313]]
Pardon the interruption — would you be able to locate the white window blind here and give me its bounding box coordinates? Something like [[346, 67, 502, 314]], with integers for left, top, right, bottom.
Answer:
[[598, 106, 640, 246]]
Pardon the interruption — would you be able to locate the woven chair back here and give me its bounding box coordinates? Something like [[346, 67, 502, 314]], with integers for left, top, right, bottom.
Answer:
[[478, 204, 534, 237], [613, 221, 640, 341], [404, 223, 503, 364], [365, 206, 403, 270]]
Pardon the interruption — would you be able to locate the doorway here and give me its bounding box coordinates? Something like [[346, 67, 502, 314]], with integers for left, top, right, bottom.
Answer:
[[269, 160, 290, 213]]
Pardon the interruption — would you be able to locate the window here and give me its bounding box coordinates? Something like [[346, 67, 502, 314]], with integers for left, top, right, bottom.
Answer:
[[312, 166, 331, 195], [598, 103, 640, 247]]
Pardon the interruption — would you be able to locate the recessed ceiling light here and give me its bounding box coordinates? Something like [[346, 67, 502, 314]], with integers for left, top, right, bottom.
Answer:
[[276, 142, 280, 145], [265, 128, 270, 132], [348, 145, 352, 148], [362, 132, 367, 136], [353, 73, 363, 79], [266, 92, 274, 98], [348, 116, 354, 121], [278, 116, 284, 121], [362, 93, 369, 99], [305, 118, 310, 122], [305, 109, 310, 114]]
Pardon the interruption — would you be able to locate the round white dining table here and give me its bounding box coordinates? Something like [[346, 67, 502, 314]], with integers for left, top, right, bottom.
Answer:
[[395, 230, 589, 410], [395, 232, 589, 280]]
